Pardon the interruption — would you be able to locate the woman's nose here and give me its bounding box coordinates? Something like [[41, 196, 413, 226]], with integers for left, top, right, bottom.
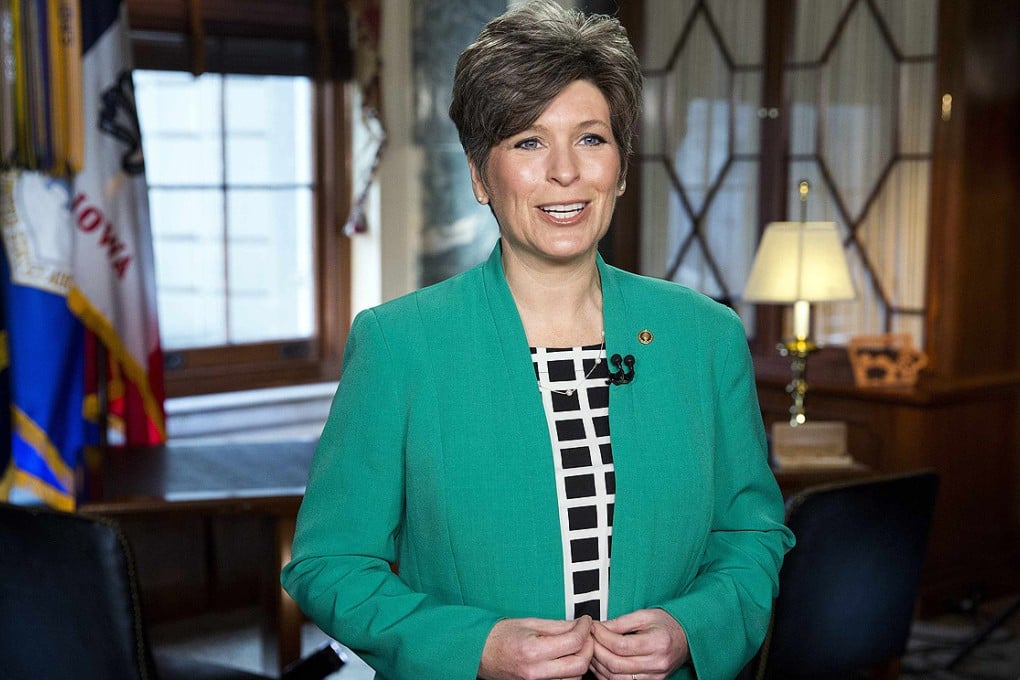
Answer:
[[547, 145, 580, 185]]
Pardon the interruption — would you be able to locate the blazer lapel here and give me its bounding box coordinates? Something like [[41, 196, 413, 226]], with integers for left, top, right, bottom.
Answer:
[[477, 245, 566, 612], [598, 256, 647, 616]]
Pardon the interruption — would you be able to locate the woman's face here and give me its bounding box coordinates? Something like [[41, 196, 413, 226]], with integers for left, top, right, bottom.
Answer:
[[470, 79, 624, 271]]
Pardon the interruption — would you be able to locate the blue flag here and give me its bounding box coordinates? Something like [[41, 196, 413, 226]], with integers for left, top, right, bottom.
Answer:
[[0, 171, 97, 509], [0, 278, 12, 497]]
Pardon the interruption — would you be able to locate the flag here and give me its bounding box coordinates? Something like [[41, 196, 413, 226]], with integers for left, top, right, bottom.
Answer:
[[1, 0, 17, 164], [0, 169, 95, 510], [0, 0, 164, 508], [0, 0, 82, 174], [0, 270, 13, 498], [70, 0, 164, 446]]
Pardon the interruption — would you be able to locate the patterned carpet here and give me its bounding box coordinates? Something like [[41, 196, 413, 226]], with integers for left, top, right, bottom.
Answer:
[[901, 595, 1020, 679]]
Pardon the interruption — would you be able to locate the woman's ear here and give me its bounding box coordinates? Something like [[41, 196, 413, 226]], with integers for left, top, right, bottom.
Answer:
[[469, 160, 489, 205]]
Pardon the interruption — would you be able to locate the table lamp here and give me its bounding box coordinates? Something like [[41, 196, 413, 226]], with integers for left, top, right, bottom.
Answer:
[[743, 181, 856, 429]]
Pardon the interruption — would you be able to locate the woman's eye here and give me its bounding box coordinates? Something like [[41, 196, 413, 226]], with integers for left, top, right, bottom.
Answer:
[[514, 138, 541, 150], [580, 133, 608, 146]]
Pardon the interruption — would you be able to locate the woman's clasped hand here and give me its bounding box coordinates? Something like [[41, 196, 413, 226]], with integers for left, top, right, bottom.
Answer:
[[479, 616, 594, 680], [480, 609, 690, 680]]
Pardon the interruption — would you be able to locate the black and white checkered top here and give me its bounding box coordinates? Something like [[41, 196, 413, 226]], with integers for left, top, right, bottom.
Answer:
[[531, 343, 614, 621]]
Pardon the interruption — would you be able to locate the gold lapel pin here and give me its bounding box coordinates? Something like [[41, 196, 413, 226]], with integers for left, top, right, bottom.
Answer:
[[638, 329, 653, 345]]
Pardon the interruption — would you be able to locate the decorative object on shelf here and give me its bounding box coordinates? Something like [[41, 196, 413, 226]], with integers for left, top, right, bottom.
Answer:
[[848, 332, 928, 388], [743, 180, 856, 426]]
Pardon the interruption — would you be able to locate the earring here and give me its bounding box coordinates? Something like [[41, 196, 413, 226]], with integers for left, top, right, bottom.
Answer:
[[477, 195, 488, 205], [617, 180, 627, 194]]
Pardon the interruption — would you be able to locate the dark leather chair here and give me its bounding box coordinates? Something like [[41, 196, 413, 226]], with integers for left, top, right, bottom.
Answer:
[[754, 470, 939, 680], [0, 501, 344, 680]]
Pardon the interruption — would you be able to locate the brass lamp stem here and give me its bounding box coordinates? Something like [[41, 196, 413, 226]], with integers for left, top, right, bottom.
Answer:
[[778, 337, 817, 426], [781, 179, 816, 426]]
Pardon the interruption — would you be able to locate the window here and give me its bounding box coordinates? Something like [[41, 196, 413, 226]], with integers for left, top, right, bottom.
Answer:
[[136, 71, 315, 350], [127, 0, 352, 397]]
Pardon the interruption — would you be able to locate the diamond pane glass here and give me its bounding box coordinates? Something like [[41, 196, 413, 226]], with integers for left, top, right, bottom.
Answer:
[[873, 0, 938, 56], [900, 62, 935, 155], [820, 7, 897, 220], [814, 246, 870, 346], [787, 69, 818, 156], [643, 0, 698, 70], [673, 239, 724, 299], [666, 18, 731, 215], [786, 160, 843, 223], [707, 0, 764, 66], [640, 161, 693, 281], [790, 0, 852, 63], [705, 160, 759, 298], [734, 72, 762, 155], [856, 161, 930, 309], [641, 73, 665, 155]]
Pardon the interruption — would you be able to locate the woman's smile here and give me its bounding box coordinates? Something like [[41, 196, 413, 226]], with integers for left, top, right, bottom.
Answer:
[[538, 201, 589, 222]]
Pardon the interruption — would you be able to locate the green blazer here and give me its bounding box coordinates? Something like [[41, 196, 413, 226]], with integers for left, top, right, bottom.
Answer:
[[282, 242, 794, 680]]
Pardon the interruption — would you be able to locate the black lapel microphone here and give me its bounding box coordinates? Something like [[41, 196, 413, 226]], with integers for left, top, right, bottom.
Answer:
[[607, 353, 635, 385]]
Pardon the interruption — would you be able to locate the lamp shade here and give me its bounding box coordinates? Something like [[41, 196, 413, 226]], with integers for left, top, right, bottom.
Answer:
[[743, 221, 856, 303]]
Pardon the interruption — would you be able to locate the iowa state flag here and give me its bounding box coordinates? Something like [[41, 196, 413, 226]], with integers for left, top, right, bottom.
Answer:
[[70, 0, 165, 447], [0, 0, 164, 509]]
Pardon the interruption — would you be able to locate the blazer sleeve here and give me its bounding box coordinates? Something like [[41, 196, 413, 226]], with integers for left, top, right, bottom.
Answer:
[[660, 313, 795, 680], [280, 309, 501, 680]]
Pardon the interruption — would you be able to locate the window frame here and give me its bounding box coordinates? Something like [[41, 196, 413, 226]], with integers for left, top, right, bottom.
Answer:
[[128, 7, 352, 398]]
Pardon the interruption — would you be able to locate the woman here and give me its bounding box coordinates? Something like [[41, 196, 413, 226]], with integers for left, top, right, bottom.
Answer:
[[282, 2, 793, 679]]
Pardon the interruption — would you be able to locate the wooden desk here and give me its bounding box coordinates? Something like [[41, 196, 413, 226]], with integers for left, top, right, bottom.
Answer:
[[79, 440, 316, 675], [772, 462, 874, 500]]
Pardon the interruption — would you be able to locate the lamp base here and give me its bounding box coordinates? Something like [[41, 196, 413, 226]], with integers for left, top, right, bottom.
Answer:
[[777, 339, 818, 426], [771, 420, 851, 468]]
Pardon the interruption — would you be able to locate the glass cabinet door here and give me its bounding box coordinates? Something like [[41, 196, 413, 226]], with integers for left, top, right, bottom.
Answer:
[[637, 0, 937, 348], [640, 0, 766, 334], [784, 0, 937, 345]]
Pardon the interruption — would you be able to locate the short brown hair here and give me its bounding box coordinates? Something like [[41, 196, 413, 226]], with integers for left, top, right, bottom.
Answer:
[[449, 0, 642, 181]]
